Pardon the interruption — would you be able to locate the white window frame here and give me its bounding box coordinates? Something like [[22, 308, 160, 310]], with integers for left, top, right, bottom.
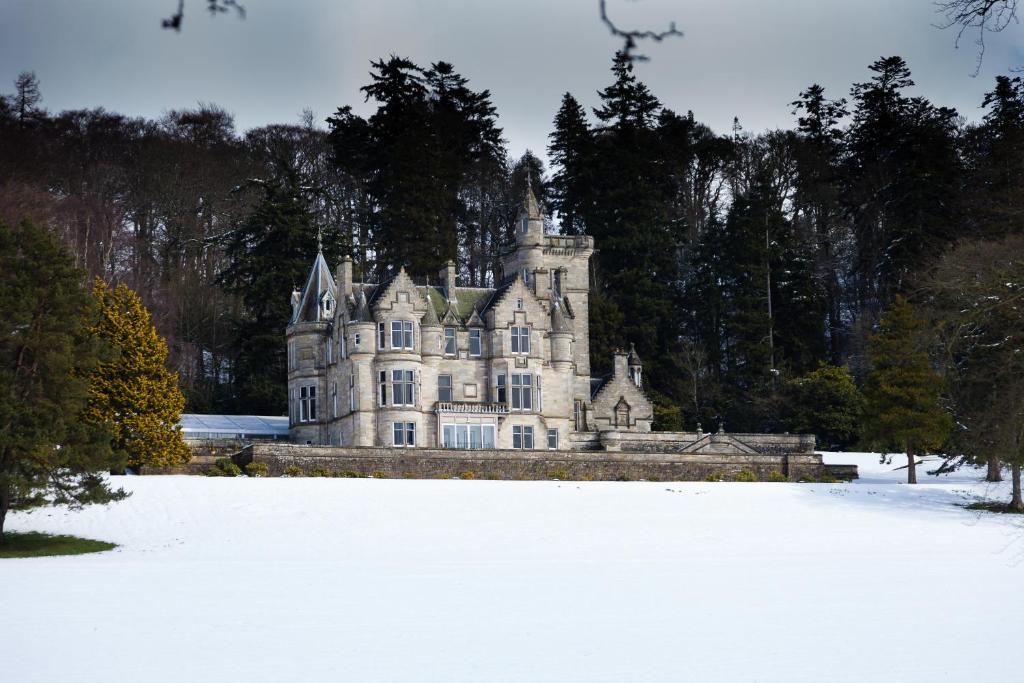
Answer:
[[547, 428, 558, 450], [510, 326, 530, 354], [438, 374, 453, 403], [392, 369, 415, 406], [393, 421, 416, 447], [511, 373, 532, 411], [512, 425, 534, 450], [390, 320, 413, 350], [441, 423, 495, 449], [444, 328, 457, 356], [468, 328, 482, 357], [299, 385, 317, 423]]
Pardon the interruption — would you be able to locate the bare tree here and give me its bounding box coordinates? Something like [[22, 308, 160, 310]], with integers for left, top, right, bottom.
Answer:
[[937, 0, 1020, 73], [599, 0, 683, 61], [162, 0, 244, 31]]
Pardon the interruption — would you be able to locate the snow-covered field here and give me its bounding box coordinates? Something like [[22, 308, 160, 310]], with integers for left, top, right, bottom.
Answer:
[[3, 453, 1022, 682]]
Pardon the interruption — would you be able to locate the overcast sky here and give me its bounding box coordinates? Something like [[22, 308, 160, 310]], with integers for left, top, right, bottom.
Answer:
[[3, 0, 1024, 167]]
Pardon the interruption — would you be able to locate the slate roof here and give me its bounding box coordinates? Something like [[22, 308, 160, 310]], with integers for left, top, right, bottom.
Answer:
[[291, 251, 335, 324]]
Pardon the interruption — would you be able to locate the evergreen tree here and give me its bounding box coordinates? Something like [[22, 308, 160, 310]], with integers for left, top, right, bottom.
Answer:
[[844, 57, 962, 315], [862, 296, 951, 484], [219, 178, 323, 413], [0, 220, 126, 541], [548, 92, 592, 235], [782, 364, 865, 450], [791, 84, 849, 363], [86, 279, 191, 471]]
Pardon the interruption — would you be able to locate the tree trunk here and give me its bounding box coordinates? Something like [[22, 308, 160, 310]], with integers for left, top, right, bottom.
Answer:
[[986, 455, 1002, 483], [907, 443, 917, 485], [0, 500, 7, 544], [1011, 463, 1023, 512]]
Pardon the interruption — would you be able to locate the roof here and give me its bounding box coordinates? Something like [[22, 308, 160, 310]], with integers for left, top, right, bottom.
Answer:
[[590, 376, 609, 400], [292, 251, 336, 324], [179, 414, 289, 438]]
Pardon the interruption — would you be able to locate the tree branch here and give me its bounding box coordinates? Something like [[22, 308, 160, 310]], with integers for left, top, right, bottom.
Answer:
[[599, 0, 683, 61]]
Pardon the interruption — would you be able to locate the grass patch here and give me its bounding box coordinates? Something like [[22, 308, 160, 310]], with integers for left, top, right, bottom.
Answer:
[[965, 501, 1024, 515], [0, 532, 116, 559]]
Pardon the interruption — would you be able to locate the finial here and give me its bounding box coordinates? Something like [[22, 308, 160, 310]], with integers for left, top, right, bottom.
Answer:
[[316, 225, 323, 252], [718, 422, 725, 434]]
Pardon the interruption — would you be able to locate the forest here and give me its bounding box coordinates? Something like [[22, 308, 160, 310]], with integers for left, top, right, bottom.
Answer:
[[1, 51, 1022, 482]]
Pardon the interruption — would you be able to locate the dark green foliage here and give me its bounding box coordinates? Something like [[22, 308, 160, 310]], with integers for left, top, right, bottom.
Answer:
[[205, 457, 241, 476], [244, 461, 268, 477], [0, 220, 127, 539], [219, 179, 322, 414], [783, 364, 865, 450], [0, 532, 116, 558], [863, 296, 952, 483]]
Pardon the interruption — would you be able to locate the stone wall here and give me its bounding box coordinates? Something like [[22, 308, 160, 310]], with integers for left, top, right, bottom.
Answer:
[[236, 443, 824, 482]]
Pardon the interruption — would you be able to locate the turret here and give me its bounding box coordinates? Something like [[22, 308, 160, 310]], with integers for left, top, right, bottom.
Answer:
[[549, 297, 573, 370], [627, 343, 642, 388], [420, 286, 442, 358]]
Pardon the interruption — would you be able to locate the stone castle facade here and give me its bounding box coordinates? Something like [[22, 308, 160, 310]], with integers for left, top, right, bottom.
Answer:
[[285, 185, 653, 449]]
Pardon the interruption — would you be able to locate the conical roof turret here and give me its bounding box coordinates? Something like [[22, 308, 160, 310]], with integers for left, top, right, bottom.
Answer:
[[627, 343, 642, 367]]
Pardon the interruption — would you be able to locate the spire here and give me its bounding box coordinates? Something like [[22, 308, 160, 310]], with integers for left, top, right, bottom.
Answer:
[[421, 286, 441, 328], [316, 225, 323, 253], [353, 288, 371, 322], [550, 296, 571, 334], [627, 343, 642, 367], [523, 174, 542, 219]]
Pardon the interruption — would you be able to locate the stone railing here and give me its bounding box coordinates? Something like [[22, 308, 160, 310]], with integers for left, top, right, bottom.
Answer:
[[435, 401, 509, 415]]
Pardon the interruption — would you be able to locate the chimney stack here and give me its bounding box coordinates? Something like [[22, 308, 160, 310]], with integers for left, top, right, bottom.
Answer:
[[337, 255, 353, 300]]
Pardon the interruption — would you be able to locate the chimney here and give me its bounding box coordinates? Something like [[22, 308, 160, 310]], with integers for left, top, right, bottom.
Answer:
[[438, 260, 458, 304], [337, 255, 353, 299], [613, 349, 628, 379]]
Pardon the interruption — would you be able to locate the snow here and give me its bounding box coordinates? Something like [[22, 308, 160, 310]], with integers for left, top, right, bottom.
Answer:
[[3, 453, 1023, 682]]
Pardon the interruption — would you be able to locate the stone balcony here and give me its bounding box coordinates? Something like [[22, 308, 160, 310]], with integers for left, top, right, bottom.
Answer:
[[435, 401, 509, 415]]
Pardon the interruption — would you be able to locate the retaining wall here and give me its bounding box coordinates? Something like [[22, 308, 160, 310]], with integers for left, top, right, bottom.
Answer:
[[235, 443, 825, 482]]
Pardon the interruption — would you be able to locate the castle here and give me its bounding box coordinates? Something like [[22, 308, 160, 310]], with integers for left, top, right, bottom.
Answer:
[[285, 185, 653, 449]]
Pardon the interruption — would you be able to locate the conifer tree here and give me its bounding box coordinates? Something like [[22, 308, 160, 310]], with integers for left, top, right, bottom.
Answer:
[[220, 178, 322, 413], [86, 279, 191, 471], [0, 220, 126, 541], [863, 296, 951, 484], [548, 92, 591, 235]]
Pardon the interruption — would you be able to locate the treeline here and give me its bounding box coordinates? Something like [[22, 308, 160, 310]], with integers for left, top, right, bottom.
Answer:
[[1, 53, 1022, 470]]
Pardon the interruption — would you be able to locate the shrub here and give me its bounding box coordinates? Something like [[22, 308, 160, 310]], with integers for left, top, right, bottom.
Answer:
[[782, 363, 865, 450], [459, 470, 476, 480], [548, 468, 568, 480], [371, 470, 387, 479], [310, 468, 330, 478], [705, 471, 725, 482], [213, 458, 241, 477], [339, 470, 359, 478], [767, 470, 788, 482], [819, 470, 838, 484], [614, 473, 631, 482], [735, 468, 757, 482], [283, 465, 303, 477], [245, 462, 268, 478]]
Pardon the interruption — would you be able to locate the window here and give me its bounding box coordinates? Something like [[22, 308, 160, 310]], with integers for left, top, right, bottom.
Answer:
[[511, 374, 532, 411], [324, 299, 332, 313], [393, 422, 416, 447], [299, 385, 317, 422], [444, 328, 457, 356], [574, 400, 583, 431], [522, 269, 530, 284], [340, 333, 346, 359], [553, 270, 562, 296], [468, 329, 482, 357], [349, 375, 355, 412], [442, 424, 495, 449], [512, 425, 534, 449], [378, 322, 386, 350], [515, 298, 523, 310], [547, 428, 558, 450], [438, 375, 453, 403], [332, 382, 338, 418], [520, 217, 528, 234], [378, 371, 387, 407], [354, 332, 361, 348], [392, 369, 415, 406], [496, 374, 506, 403], [391, 320, 414, 350], [326, 338, 333, 365], [511, 326, 530, 354]]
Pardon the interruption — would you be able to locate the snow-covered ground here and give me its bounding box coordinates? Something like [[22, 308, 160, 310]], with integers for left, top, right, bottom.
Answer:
[[2, 453, 1022, 682]]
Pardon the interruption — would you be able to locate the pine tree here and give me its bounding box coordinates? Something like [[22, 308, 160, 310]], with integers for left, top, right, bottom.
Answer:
[[219, 178, 321, 414], [0, 220, 126, 541], [783, 364, 865, 450], [86, 279, 191, 471], [863, 296, 952, 484], [548, 92, 591, 235]]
